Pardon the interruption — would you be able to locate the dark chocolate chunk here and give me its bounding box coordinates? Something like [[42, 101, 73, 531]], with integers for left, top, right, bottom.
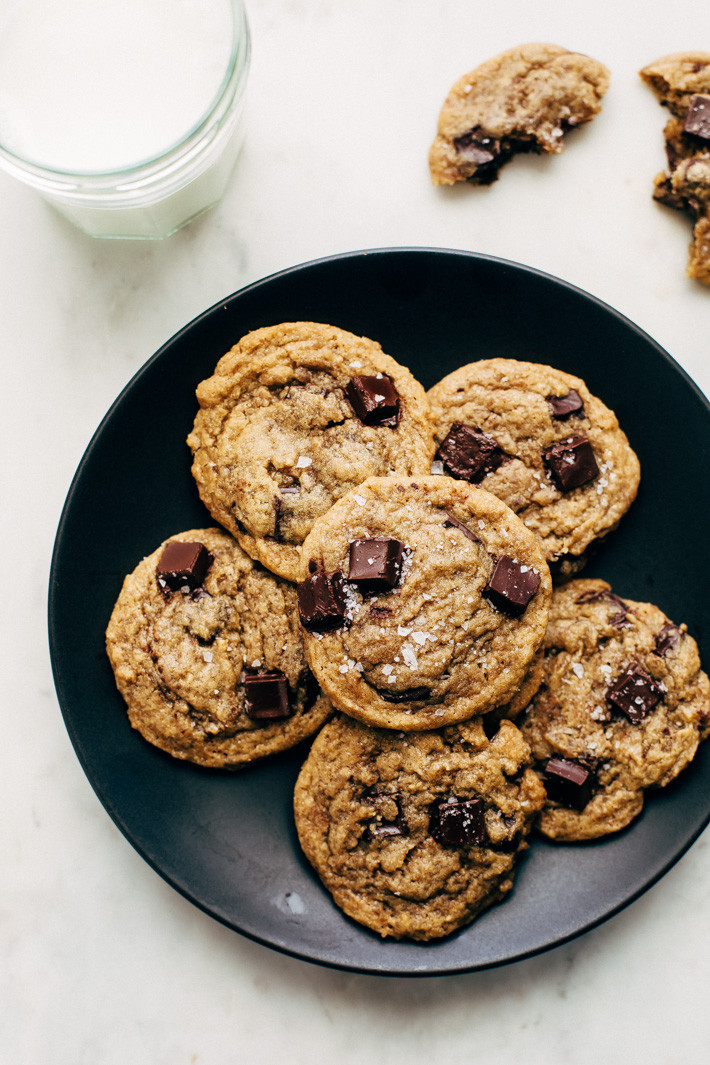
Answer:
[[297, 570, 347, 631], [575, 588, 629, 628], [244, 670, 292, 720], [363, 790, 408, 838], [684, 94, 710, 142], [429, 796, 488, 847], [299, 666, 321, 710], [376, 685, 431, 703], [443, 511, 479, 542], [348, 538, 404, 595], [156, 540, 212, 595], [436, 422, 505, 483], [654, 623, 681, 657], [454, 126, 500, 165], [544, 757, 596, 810], [345, 374, 401, 427], [606, 663, 663, 724], [484, 555, 540, 617], [543, 435, 599, 491], [548, 389, 584, 420]]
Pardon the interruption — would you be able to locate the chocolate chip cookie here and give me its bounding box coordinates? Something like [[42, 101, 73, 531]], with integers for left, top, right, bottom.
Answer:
[[297, 475, 552, 731], [640, 52, 710, 284], [429, 43, 610, 186], [519, 579, 710, 841], [106, 528, 332, 768], [427, 359, 640, 577], [187, 322, 435, 582], [293, 714, 546, 940]]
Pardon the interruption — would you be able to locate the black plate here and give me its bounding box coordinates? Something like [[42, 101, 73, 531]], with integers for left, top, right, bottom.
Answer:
[[49, 248, 710, 976]]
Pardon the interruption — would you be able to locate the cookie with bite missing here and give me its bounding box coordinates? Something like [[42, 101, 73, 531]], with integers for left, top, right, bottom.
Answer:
[[296, 475, 551, 731], [519, 578, 710, 841], [106, 528, 332, 768], [427, 358, 640, 578], [187, 322, 435, 582], [293, 714, 546, 941], [429, 43, 610, 186], [640, 52, 710, 285]]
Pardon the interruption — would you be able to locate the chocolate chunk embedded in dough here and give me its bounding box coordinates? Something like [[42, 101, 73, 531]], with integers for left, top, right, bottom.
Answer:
[[429, 796, 488, 847], [548, 389, 584, 420], [436, 422, 505, 483], [244, 670, 292, 720], [543, 435, 599, 491], [297, 570, 348, 632], [348, 538, 404, 594], [484, 555, 541, 617], [606, 663, 663, 724], [544, 756, 595, 810], [345, 374, 401, 427], [156, 540, 212, 594], [684, 94, 710, 141]]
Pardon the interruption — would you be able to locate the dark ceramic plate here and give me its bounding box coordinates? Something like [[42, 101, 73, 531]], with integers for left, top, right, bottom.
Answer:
[[49, 248, 710, 976]]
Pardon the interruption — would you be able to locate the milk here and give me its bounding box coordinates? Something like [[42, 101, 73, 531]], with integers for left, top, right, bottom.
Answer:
[[0, 0, 236, 171], [0, 0, 250, 237]]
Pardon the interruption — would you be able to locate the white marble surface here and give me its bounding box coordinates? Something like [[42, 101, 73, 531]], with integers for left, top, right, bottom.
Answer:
[[4, 2, 710, 1062]]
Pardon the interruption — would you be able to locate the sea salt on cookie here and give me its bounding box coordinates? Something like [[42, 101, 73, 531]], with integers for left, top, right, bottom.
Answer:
[[520, 579, 710, 841], [294, 714, 546, 941], [187, 322, 435, 582], [427, 358, 640, 577], [296, 475, 551, 731], [106, 528, 332, 768], [429, 43, 610, 186]]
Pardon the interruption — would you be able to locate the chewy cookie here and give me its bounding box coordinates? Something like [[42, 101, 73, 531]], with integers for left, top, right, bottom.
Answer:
[[297, 475, 552, 731], [519, 579, 710, 841], [187, 322, 435, 582], [106, 528, 332, 769], [429, 43, 610, 186], [293, 714, 546, 941], [427, 358, 640, 577], [640, 52, 710, 285]]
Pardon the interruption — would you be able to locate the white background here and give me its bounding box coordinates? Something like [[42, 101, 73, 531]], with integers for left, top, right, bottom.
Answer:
[[4, 2, 710, 1062]]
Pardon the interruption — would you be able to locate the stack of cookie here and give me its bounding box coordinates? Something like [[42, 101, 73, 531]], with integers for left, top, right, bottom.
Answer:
[[106, 321, 710, 942]]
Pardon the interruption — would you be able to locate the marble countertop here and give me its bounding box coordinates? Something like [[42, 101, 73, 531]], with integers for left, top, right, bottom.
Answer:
[[5, 2, 710, 1062]]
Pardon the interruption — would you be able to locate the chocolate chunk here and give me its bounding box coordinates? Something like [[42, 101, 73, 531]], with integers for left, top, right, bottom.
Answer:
[[377, 685, 431, 703], [244, 670, 292, 720], [429, 797, 488, 847], [443, 511, 479, 542], [436, 422, 505, 483], [454, 126, 500, 165], [348, 538, 404, 595], [484, 555, 540, 617], [363, 790, 408, 838], [606, 663, 663, 724], [297, 570, 347, 631], [299, 666, 321, 710], [156, 540, 212, 595], [548, 389, 584, 420], [575, 588, 629, 628], [684, 94, 710, 142], [543, 435, 599, 491], [345, 374, 401, 427], [544, 757, 595, 810], [654, 623, 681, 657]]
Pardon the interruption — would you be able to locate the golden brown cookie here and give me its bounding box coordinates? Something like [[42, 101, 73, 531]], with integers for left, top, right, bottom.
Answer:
[[293, 714, 546, 941], [187, 322, 435, 582], [296, 475, 552, 731], [429, 43, 610, 186], [427, 358, 640, 577], [640, 52, 710, 285], [519, 579, 710, 841], [106, 528, 332, 768]]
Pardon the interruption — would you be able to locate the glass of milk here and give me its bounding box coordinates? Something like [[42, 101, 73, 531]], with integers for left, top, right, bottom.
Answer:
[[0, 0, 250, 238]]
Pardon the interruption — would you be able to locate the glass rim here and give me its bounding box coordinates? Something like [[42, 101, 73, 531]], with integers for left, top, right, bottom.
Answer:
[[0, 0, 249, 188]]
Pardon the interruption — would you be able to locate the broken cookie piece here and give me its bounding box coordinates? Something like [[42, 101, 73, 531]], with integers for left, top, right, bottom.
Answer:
[[640, 52, 710, 285], [429, 42, 610, 187]]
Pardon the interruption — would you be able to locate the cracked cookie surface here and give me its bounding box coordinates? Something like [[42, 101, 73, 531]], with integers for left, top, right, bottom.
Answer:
[[640, 52, 710, 284], [427, 358, 640, 576], [519, 579, 710, 841], [106, 528, 332, 768], [293, 714, 546, 941], [187, 322, 435, 582], [429, 43, 609, 186], [297, 475, 551, 731]]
